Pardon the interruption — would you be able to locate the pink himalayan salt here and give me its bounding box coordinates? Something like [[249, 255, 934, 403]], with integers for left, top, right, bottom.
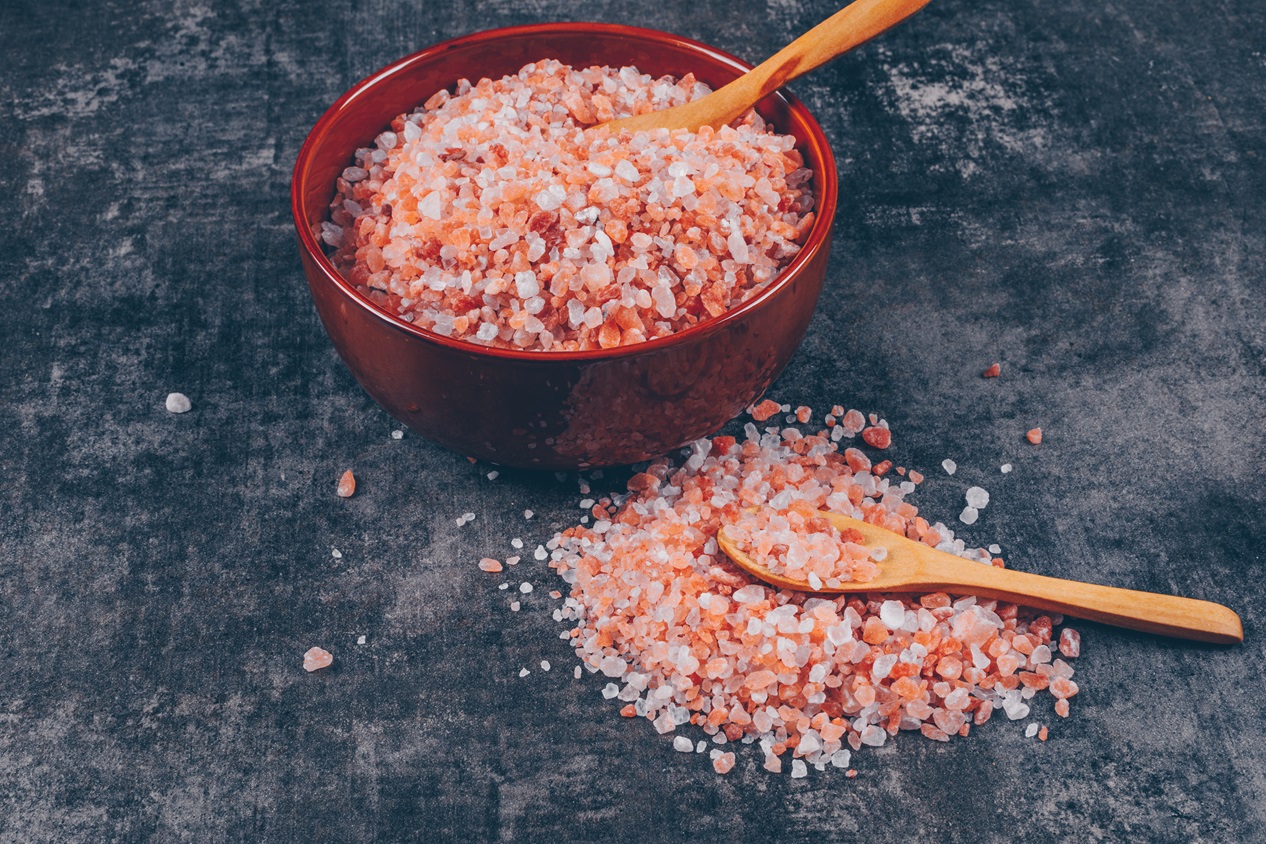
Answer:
[[303, 647, 333, 672], [1027, 428, 1043, 444], [327, 61, 814, 352], [983, 363, 1001, 378], [549, 402, 1081, 775], [726, 503, 878, 588], [712, 752, 736, 774], [750, 399, 782, 422], [1059, 627, 1081, 658], [336, 469, 356, 498], [478, 558, 504, 573]]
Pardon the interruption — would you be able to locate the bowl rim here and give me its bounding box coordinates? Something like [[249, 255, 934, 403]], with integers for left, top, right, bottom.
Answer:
[[291, 21, 838, 363]]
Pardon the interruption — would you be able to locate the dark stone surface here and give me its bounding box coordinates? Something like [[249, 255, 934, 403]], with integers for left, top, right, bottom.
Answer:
[[2, 0, 1263, 840]]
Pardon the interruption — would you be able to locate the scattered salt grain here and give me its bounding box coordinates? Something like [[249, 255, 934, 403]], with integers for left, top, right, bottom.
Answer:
[[165, 392, 192, 413], [1000, 463, 1013, 473], [1025, 723, 1039, 738], [965, 486, 990, 509], [673, 736, 694, 753], [524, 510, 535, 519], [541, 660, 551, 671], [791, 759, 808, 779], [510, 601, 521, 611], [988, 544, 1002, 555], [487, 471, 500, 480], [959, 506, 979, 525], [357, 635, 366, 645], [336, 470, 356, 498], [534, 545, 548, 561], [511, 538, 524, 549], [520, 582, 533, 594], [942, 459, 957, 475], [983, 363, 1001, 378], [303, 647, 333, 673], [1027, 428, 1043, 444], [331, 548, 342, 559], [479, 558, 503, 573], [520, 668, 530, 677], [391, 429, 404, 439], [713, 752, 737, 775]]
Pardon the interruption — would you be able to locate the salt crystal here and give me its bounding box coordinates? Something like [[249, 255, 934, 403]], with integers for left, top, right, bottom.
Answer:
[[534, 545, 547, 561], [331, 548, 342, 559], [356, 635, 366, 645], [524, 510, 535, 519], [541, 660, 551, 671], [487, 470, 500, 480], [791, 759, 808, 779], [165, 392, 192, 413], [391, 429, 404, 439], [303, 647, 333, 672], [988, 544, 1001, 555], [510, 601, 520, 611], [965, 487, 990, 508], [520, 582, 533, 594], [520, 668, 530, 677], [942, 459, 957, 475], [1025, 723, 1039, 738], [1000, 463, 1012, 473], [959, 506, 979, 525]]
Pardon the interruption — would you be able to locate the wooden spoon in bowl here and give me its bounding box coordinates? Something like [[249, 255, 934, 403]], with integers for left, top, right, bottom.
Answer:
[[717, 510, 1244, 644], [601, 0, 933, 135]]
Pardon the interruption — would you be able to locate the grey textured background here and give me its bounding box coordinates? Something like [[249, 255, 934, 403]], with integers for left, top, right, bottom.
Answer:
[[2, 0, 1264, 840]]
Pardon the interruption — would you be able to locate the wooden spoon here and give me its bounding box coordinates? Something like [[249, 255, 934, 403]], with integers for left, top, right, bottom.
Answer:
[[717, 511, 1244, 644], [601, 0, 932, 135]]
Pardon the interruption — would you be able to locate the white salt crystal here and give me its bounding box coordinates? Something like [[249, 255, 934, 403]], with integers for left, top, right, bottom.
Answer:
[[499, 583, 509, 590], [673, 736, 693, 752], [524, 510, 535, 519], [965, 486, 990, 508], [487, 470, 499, 480], [574, 666, 582, 679], [879, 600, 905, 629], [988, 544, 1002, 555], [1025, 723, 1040, 738], [534, 545, 548, 561], [511, 538, 523, 549], [959, 506, 979, 525], [165, 392, 192, 413], [732, 585, 765, 604], [510, 601, 520, 611], [356, 635, 366, 645], [391, 429, 404, 439], [418, 191, 442, 220], [520, 582, 533, 594], [533, 189, 562, 211], [331, 548, 342, 559], [519, 668, 530, 678], [791, 759, 808, 779], [614, 160, 640, 182], [540, 660, 551, 671], [942, 459, 957, 475]]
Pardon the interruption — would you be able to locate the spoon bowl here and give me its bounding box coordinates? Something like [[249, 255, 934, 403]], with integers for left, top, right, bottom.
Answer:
[[718, 510, 1243, 644]]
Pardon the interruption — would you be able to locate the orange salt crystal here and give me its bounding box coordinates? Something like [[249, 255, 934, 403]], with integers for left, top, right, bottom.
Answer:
[[909, 470, 924, 484], [861, 426, 891, 449], [872, 460, 892, 477], [478, 558, 504, 573], [1026, 427, 1043, 444], [620, 704, 638, 717], [795, 405, 812, 423], [1055, 699, 1070, 718], [303, 647, 333, 673], [751, 399, 782, 422], [1039, 726, 1049, 741], [336, 469, 356, 498], [862, 616, 890, 644], [713, 752, 736, 775], [846, 769, 858, 778], [983, 363, 1001, 378]]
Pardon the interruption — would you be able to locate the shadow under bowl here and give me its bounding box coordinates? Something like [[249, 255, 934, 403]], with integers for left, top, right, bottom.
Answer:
[[292, 23, 837, 469]]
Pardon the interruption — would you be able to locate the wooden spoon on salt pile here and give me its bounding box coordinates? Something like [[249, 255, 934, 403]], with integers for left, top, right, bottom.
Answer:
[[717, 511, 1244, 644], [601, 0, 933, 135]]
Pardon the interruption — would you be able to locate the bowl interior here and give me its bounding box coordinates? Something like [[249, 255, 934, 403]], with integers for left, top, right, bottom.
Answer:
[[293, 23, 837, 360]]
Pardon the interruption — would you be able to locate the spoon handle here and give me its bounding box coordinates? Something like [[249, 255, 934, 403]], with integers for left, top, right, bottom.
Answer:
[[916, 553, 1243, 644], [702, 0, 933, 128]]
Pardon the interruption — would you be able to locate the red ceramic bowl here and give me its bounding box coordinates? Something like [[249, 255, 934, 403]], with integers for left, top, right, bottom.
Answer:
[[292, 23, 837, 469]]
